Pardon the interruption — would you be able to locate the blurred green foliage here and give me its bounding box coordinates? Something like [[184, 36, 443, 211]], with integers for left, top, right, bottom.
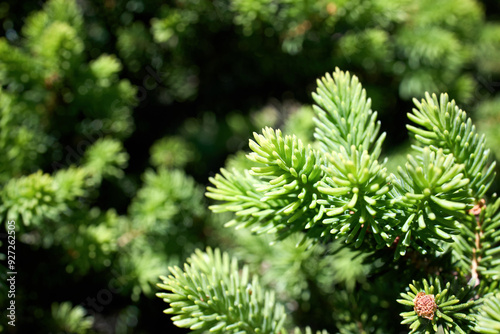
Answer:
[[0, 0, 499, 332]]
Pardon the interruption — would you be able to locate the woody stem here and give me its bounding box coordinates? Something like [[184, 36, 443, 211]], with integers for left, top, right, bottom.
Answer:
[[471, 214, 482, 285]]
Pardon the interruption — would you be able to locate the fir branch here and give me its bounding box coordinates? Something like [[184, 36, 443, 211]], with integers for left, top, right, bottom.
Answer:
[[317, 144, 393, 248], [312, 67, 385, 157], [207, 70, 394, 247], [311, 68, 393, 248], [246, 127, 326, 237], [474, 293, 500, 334], [206, 168, 278, 233], [0, 170, 69, 227], [247, 127, 323, 207], [408, 92, 496, 199], [130, 168, 205, 228], [407, 92, 500, 289], [207, 128, 328, 240], [206, 68, 499, 262], [82, 138, 129, 184], [391, 147, 473, 257], [398, 277, 477, 334], [50, 301, 94, 334], [157, 247, 286, 333]]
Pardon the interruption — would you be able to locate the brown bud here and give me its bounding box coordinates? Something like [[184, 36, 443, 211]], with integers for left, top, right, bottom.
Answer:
[[413, 292, 437, 320], [469, 198, 486, 216]]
